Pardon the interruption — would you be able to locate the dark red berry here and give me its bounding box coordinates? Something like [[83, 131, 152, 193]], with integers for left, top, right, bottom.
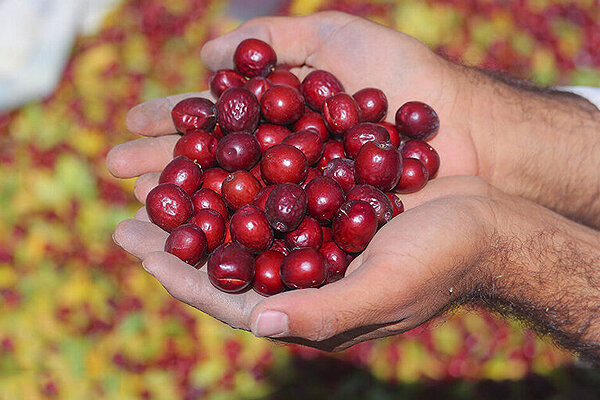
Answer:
[[320, 241, 351, 283], [321, 93, 361, 139], [254, 124, 291, 153], [267, 69, 301, 91], [301, 70, 345, 111], [171, 97, 217, 134], [252, 185, 275, 211], [173, 130, 218, 169], [260, 144, 308, 185], [322, 158, 356, 194], [221, 170, 262, 210], [301, 167, 322, 189], [281, 248, 327, 289], [234, 38, 277, 78], [282, 130, 323, 166], [253, 250, 285, 296], [305, 176, 345, 223], [230, 205, 273, 253], [207, 243, 255, 293], [353, 88, 387, 123], [270, 238, 290, 256], [395, 101, 440, 140], [317, 140, 345, 169], [244, 76, 272, 101], [354, 141, 402, 192], [285, 215, 323, 250], [191, 188, 228, 220], [209, 69, 246, 98], [217, 87, 260, 134], [164, 224, 208, 266], [188, 209, 226, 252], [202, 168, 229, 195], [377, 121, 401, 148], [146, 183, 193, 232], [332, 200, 378, 253], [294, 111, 329, 142], [261, 85, 305, 125], [400, 139, 440, 179], [343, 122, 390, 159], [394, 157, 429, 193], [346, 184, 394, 226], [385, 192, 405, 217], [265, 183, 307, 233], [159, 156, 204, 195], [216, 132, 261, 171]]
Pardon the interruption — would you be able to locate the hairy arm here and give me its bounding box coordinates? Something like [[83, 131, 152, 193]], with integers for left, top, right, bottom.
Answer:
[[461, 66, 600, 228], [471, 192, 600, 363]]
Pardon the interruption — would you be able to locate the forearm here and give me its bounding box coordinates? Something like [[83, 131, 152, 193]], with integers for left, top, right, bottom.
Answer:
[[464, 67, 600, 227], [478, 199, 600, 363]]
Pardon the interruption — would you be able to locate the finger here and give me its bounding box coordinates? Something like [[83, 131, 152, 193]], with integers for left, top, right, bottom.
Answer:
[[249, 255, 414, 341], [142, 251, 265, 330], [396, 176, 493, 211], [134, 172, 160, 204], [106, 135, 178, 178], [200, 11, 356, 71], [126, 90, 215, 137], [134, 206, 150, 221], [113, 219, 168, 259]]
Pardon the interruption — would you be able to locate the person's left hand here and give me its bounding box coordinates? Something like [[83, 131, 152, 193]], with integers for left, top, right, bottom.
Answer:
[[110, 174, 505, 351]]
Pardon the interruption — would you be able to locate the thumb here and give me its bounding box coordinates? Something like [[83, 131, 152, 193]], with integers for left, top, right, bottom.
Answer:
[[249, 254, 412, 342]]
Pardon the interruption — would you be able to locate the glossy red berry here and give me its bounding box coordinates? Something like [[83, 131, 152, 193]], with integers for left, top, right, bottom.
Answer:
[[280, 248, 327, 289], [332, 200, 378, 253], [191, 188, 228, 220], [217, 87, 260, 134], [173, 129, 218, 169], [244, 76, 271, 101], [316, 140, 345, 169], [261, 85, 305, 125], [346, 184, 394, 226], [260, 144, 308, 185], [221, 170, 262, 210], [234, 38, 277, 78], [343, 122, 390, 159], [385, 192, 405, 217], [164, 224, 207, 266], [267, 69, 301, 91], [202, 168, 229, 195], [285, 215, 323, 250], [354, 141, 402, 192], [394, 157, 429, 193], [395, 101, 440, 140], [253, 250, 285, 296], [377, 121, 401, 148], [254, 124, 291, 152], [146, 183, 193, 232], [282, 130, 323, 166], [400, 139, 440, 179], [208, 243, 255, 293], [301, 70, 345, 111], [171, 97, 217, 134], [209, 69, 246, 98], [321, 93, 361, 139], [294, 111, 329, 142], [216, 132, 261, 172], [230, 205, 273, 253], [305, 176, 345, 223], [353, 88, 387, 123], [322, 158, 356, 194], [265, 183, 307, 233], [320, 241, 351, 283], [252, 185, 275, 211], [159, 156, 204, 195], [188, 209, 226, 252]]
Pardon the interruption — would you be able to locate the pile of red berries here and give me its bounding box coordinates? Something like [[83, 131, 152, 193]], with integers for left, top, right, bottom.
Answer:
[[146, 38, 440, 295]]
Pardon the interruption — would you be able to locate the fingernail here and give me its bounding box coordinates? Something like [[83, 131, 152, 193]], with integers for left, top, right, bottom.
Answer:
[[252, 311, 289, 337], [112, 234, 122, 246]]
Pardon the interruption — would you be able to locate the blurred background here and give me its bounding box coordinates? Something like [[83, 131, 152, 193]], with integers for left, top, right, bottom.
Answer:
[[1, 0, 600, 398]]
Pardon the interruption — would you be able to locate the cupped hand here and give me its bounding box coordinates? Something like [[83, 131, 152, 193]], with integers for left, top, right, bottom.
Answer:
[[111, 176, 505, 351]]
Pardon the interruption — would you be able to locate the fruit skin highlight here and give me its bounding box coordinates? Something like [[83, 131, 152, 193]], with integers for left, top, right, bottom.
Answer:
[[207, 242, 255, 293]]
